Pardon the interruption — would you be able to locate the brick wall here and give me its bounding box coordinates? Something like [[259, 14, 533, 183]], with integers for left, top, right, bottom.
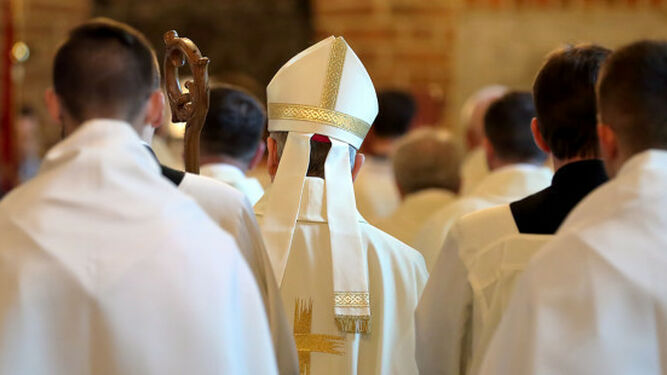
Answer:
[[312, 0, 667, 134], [312, 0, 457, 127]]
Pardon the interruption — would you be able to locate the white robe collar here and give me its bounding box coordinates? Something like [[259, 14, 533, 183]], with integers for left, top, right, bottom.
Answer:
[[255, 176, 366, 224], [470, 163, 553, 201]]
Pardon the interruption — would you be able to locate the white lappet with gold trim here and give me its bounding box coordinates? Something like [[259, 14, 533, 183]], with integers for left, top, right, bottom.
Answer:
[[262, 36, 378, 334]]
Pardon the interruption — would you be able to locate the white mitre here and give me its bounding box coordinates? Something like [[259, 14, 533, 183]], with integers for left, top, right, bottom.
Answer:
[[263, 36, 378, 334]]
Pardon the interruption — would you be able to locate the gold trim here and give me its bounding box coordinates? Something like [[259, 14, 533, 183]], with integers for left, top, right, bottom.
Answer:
[[269, 103, 370, 140], [334, 291, 370, 308], [335, 315, 371, 334], [320, 37, 348, 109]]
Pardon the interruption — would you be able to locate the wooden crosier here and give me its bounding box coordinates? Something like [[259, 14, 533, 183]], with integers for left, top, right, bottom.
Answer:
[[163, 30, 210, 174]]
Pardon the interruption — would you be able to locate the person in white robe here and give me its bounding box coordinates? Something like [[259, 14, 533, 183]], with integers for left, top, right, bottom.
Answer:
[[415, 44, 611, 375], [375, 128, 461, 249], [255, 36, 429, 375], [199, 84, 266, 205], [354, 90, 416, 224], [459, 85, 508, 195], [144, 73, 298, 375], [0, 18, 278, 375], [478, 39, 667, 375], [413, 92, 552, 271]]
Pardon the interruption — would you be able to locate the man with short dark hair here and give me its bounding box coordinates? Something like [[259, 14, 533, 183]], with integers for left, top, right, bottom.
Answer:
[[0, 18, 279, 374], [414, 91, 552, 268], [354, 90, 416, 223], [478, 39, 667, 375], [200, 84, 266, 205], [416, 45, 611, 375]]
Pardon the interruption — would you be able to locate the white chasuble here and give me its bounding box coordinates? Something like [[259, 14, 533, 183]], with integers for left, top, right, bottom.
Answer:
[[413, 164, 552, 271], [478, 150, 667, 375], [0, 119, 278, 375], [375, 188, 457, 248], [256, 177, 428, 375]]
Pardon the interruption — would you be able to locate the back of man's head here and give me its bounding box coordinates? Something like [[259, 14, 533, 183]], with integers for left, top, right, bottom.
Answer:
[[598, 40, 667, 156], [393, 129, 462, 196], [53, 18, 159, 124], [533, 44, 611, 160], [372, 90, 416, 138], [484, 91, 546, 164], [201, 84, 266, 167]]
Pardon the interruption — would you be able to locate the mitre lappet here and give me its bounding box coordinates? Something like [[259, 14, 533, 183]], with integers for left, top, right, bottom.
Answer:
[[262, 36, 378, 334]]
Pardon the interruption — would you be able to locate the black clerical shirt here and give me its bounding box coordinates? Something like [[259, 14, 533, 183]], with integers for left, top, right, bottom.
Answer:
[[143, 145, 185, 186], [510, 159, 608, 234]]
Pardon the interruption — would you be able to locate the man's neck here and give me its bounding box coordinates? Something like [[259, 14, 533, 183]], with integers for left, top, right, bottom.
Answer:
[[552, 155, 596, 172], [488, 157, 543, 171], [200, 155, 248, 173]]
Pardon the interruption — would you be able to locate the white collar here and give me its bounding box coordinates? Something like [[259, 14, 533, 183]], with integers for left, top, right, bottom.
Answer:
[[41, 119, 160, 176], [256, 176, 366, 224]]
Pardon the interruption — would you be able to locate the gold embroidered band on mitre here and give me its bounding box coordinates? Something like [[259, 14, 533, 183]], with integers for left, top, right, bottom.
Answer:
[[268, 103, 371, 140]]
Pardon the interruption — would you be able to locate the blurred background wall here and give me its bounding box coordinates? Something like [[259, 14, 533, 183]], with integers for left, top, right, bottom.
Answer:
[[2, 0, 667, 188]]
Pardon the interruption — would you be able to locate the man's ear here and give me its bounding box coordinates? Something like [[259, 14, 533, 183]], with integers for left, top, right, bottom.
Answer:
[[597, 123, 619, 176], [351, 152, 365, 181], [531, 117, 550, 154], [267, 137, 279, 182], [482, 137, 495, 170], [44, 88, 62, 125], [249, 140, 266, 171], [144, 90, 165, 128]]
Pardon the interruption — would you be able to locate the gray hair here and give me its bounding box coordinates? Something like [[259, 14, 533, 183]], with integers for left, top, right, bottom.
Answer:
[[392, 128, 462, 195], [270, 131, 357, 178]]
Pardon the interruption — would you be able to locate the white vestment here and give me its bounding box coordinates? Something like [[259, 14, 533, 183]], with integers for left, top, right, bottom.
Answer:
[[200, 162, 265, 205], [354, 156, 401, 224], [479, 150, 667, 375], [460, 147, 488, 196], [256, 177, 429, 375], [0, 119, 277, 375], [176, 170, 298, 375], [415, 202, 552, 375], [375, 188, 456, 248], [413, 164, 553, 271]]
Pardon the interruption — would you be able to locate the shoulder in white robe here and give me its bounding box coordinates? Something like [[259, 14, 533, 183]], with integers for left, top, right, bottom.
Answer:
[[460, 147, 489, 196], [354, 156, 401, 224], [256, 177, 429, 375], [0, 119, 277, 375], [200, 162, 265, 206], [413, 164, 552, 271], [375, 188, 456, 248], [479, 150, 667, 375], [176, 169, 298, 375]]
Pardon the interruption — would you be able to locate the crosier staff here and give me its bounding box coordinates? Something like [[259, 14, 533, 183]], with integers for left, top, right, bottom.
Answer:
[[163, 30, 210, 174]]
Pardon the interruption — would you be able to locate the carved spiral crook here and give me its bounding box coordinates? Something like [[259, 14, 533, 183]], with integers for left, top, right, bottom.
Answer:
[[163, 30, 210, 174]]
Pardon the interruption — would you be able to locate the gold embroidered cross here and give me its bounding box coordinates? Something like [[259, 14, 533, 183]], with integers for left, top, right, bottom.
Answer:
[[294, 299, 345, 375]]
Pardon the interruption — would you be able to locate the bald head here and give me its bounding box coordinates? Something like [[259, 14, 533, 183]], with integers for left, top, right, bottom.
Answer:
[[392, 129, 462, 197], [461, 85, 508, 150]]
